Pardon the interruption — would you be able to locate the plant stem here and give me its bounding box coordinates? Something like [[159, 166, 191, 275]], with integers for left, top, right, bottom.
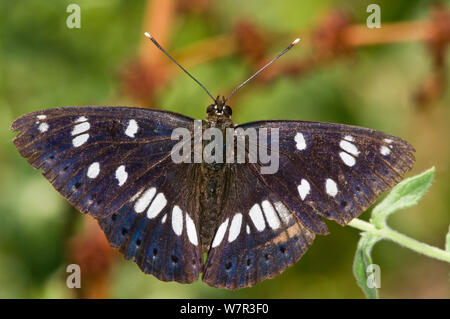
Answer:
[[348, 218, 450, 263]]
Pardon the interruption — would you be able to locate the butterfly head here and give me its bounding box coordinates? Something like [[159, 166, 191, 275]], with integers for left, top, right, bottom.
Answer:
[[207, 96, 232, 119]]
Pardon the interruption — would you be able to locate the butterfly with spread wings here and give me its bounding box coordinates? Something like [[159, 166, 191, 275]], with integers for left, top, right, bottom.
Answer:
[[10, 35, 414, 289]]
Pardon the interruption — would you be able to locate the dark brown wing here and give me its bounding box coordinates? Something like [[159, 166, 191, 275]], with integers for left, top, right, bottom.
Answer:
[[11, 106, 203, 284], [203, 120, 414, 289]]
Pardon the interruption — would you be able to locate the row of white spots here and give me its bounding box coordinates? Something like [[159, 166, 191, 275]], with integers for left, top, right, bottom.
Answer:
[[115, 165, 128, 186], [294, 132, 307, 151], [72, 116, 90, 147], [85, 161, 130, 186], [250, 201, 287, 232], [125, 119, 139, 138], [380, 138, 393, 156], [72, 116, 139, 146], [71, 122, 90, 136], [36, 115, 49, 133], [340, 140, 359, 156], [297, 177, 339, 200], [339, 135, 359, 167], [212, 200, 292, 248], [133, 187, 166, 218], [132, 187, 198, 246]]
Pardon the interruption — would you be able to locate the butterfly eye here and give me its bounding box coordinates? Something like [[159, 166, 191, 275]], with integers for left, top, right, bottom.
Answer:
[[207, 105, 214, 114], [224, 106, 232, 117]]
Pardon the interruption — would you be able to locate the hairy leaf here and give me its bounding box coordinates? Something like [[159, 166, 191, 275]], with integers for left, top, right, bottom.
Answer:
[[371, 167, 435, 228], [353, 232, 382, 299]]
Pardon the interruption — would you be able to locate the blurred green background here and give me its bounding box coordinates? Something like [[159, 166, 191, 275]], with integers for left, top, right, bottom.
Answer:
[[0, 0, 449, 298]]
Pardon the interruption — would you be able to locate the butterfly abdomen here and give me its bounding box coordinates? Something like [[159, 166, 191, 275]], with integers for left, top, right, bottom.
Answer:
[[198, 164, 227, 252]]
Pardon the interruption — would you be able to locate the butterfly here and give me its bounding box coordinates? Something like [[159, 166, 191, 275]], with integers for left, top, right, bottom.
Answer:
[[10, 34, 415, 289]]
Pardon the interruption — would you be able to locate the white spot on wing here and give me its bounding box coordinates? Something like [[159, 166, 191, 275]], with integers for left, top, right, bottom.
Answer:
[[72, 133, 89, 147], [249, 204, 266, 232], [38, 122, 49, 133], [274, 201, 292, 225], [161, 214, 167, 224], [380, 146, 391, 156], [246, 225, 251, 234], [186, 213, 198, 245], [115, 165, 128, 186], [297, 179, 310, 201], [75, 116, 87, 123], [212, 218, 229, 248], [147, 192, 167, 218], [134, 187, 156, 213], [325, 178, 338, 197], [228, 213, 243, 242], [71, 122, 90, 136], [294, 132, 307, 150], [37, 115, 47, 120], [125, 119, 139, 138], [87, 162, 100, 179], [261, 200, 280, 230], [339, 151, 356, 167], [344, 135, 355, 142], [171, 205, 183, 236], [340, 140, 360, 156], [384, 138, 393, 144]]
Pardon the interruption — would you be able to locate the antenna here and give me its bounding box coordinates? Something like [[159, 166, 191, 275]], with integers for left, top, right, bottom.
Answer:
[[224, 38, 300, 103], [144, 32, 216, 102]]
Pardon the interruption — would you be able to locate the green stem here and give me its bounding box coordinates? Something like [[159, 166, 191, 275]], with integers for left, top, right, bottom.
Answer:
[[348, 218, 450, 263]]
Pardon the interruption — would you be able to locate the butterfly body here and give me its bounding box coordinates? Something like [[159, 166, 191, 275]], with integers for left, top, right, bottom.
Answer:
[[196, 96, 235, 251], [11, 99, 415, 289]]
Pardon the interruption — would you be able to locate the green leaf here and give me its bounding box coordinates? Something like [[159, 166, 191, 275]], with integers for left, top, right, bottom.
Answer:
[[371, 167, 435, 228], [353, 232, 382, 299], [445, 226, 450, 252]]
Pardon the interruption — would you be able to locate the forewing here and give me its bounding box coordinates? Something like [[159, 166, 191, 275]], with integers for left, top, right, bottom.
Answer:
[[11, 106, 194, 218], [238, 120, 415, 225]]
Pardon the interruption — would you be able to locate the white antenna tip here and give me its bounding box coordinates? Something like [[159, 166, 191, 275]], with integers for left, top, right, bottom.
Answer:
[[292, 38, 301, 45], [144, 32, 152, 39]]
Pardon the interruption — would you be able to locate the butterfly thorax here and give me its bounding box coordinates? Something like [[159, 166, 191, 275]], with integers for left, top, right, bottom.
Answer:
[[199, 97, 235, 252]]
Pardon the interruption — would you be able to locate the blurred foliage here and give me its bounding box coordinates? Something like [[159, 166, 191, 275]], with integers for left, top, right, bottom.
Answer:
[[0, 0, 449, 298]]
